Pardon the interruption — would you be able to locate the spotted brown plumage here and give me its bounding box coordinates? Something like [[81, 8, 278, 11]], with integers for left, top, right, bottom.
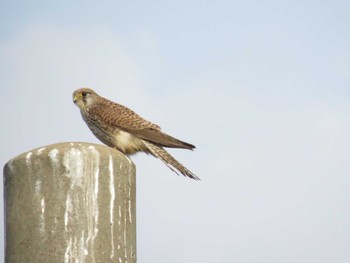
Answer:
[[73, 88, 199, 180]]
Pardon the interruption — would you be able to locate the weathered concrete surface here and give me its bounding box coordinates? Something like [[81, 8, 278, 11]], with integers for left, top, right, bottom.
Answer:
[[3, 142, 136, 263]]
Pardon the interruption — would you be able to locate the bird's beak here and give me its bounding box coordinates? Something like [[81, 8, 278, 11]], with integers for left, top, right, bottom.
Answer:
[[73, 93, 80, 104]]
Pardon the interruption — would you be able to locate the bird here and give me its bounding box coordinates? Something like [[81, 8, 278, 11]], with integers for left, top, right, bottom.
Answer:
[[73, 88, 199, 180]]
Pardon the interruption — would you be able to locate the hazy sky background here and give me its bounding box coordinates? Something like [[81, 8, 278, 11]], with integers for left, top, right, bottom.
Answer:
[[1, 1, 350, 262]]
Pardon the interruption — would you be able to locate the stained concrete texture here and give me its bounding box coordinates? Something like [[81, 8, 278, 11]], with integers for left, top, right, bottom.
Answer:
[[3, 142, 136, 263]]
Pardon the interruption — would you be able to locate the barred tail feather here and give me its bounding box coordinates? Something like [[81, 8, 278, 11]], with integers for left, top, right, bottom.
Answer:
[[142, 140, 200, 180]]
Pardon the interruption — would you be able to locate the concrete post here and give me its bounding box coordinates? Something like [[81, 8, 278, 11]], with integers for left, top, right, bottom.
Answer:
[[3, 142, 136, 263]]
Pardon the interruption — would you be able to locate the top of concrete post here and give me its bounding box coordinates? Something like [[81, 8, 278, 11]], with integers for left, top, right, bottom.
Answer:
[[5, 142, 135, 171]]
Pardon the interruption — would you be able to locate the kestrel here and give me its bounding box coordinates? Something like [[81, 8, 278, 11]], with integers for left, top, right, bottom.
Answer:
[[73, 88, 199, 180]]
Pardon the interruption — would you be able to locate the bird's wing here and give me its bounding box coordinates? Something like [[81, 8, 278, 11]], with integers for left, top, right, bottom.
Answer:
[[88, 99, 159, 129], [89, 99, 195, 150], [123, 128, 195, 150]]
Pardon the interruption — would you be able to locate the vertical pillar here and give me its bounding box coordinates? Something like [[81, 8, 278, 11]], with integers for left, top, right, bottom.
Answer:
[[3, 142, 136, 263]]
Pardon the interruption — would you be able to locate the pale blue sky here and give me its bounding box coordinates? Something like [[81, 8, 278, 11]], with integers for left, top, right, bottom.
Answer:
[[1, 1, 350, 262]]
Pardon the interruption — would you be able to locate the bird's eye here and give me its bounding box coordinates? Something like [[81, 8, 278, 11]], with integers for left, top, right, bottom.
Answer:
[[82, 92, 87, 97]]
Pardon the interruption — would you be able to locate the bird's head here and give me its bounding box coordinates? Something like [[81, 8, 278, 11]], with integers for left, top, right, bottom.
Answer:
[[73, 88, 99, 109]]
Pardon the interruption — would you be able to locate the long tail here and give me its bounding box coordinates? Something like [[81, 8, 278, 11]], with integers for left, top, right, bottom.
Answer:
[[142, 140, 200, 180]]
